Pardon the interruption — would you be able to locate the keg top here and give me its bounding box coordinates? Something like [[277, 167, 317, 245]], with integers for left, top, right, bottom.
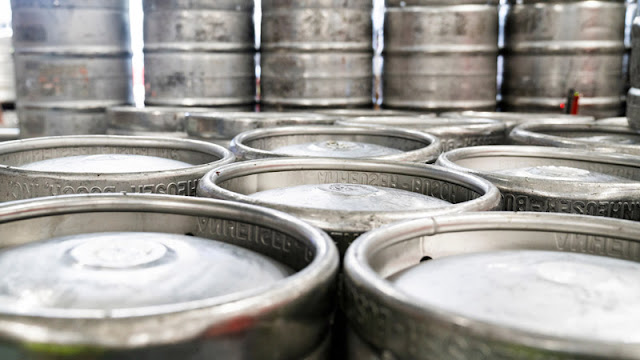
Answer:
[[20, 154, 193, 173], [336, 116, 505, 135], [314, 109, 433, 118], [442, 111, 595, 129], [390, 250, 640, 343], [11, 0, 129, 9], [0, 232, 292, 315], [344, 212, 640, 359], [230, 126, 442, 162], [107, 106, 215, 133]]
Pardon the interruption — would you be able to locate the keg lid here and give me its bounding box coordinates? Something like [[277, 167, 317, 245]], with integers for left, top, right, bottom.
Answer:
[[107, 106, 215, 133], [337, 116, 505, 137], [510, 123, 640, 156], [230, 126, 442, 162], [314, 109, 433, 118], [442, 111, 595, 130], [20, 154, 193, 173], [344, 212, 640, 359], [0, 232, 292, 315]]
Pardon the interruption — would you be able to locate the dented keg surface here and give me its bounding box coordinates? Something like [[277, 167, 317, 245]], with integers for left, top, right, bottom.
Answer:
[[343, 212, 640, 360], [503, 0, 626, 118], [260, 0, 373, 108], [0, 36, 15, 103], [336, 116, 506, 151], [443, 111, 595, 132], [510, 123, 640, 156], [230, 126, 442, 163], [11, 0, 130, 54], [437, 145, 640, 219], [143, 0, 255, 107], [0, 135, 234, 202], [185, 112, 337, 147], [383, 2, 499, 111], [0, 194, 337, 359], [17, 106, 109, 139], [315, 108, 434, 118], [198, 158, 500, 254], [106, 106, 227, 137]]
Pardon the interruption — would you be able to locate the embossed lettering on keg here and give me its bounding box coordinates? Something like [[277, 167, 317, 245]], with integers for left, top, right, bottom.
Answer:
[[437, 145, 640, 220], [185, 111, 337, 147], [0, 135, 234, 201], [230, 126, 442, 163], [0, 36, 15, 103], [510, 123, 640, 155], [343, 212, 640, 359], [336, 116, 506, 151], [383, 2, 499, 111], [197, 158, 500, 254], [442, 111, 595, 132], [0, 194, 337, 359], [503, 0, 626, 117]]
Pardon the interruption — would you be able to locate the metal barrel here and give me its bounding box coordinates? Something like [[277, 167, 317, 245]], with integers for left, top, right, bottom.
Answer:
[[11, 0, 132, 137], [383, 1, 499, 111], [260, 0, 373, 108], [185, 111, 337, 148], [343, 212, 640, 359], [443, 110, 595, 132], [230, 126, 442, 163], [0, 135, 234, 202], [197, 157, 500, 255], [628, 7, 640, 128], [503, 0, 626, 118], [336, 116, 506, 151], [509, 122, 640, 155], [143, 0, 255, 106], [314, 108, 435, 118], [0, 193, 338, 359], [0, 36, 15, 104], [438, 145, 640, 219]]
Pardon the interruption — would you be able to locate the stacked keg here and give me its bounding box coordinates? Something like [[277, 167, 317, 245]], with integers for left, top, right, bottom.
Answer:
[[260, 0, 374, 108], [503, 0, 627, 118], [11, 0, 132, 138], [143, 0, 255, 107], [383, 0, 499, 112]]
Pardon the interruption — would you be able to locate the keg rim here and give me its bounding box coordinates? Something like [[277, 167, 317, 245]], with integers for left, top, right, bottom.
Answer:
[[230, 126, 443, 162], [336, 116, 506, 136], [0, 135, 234, 177], [0, 193, 338, 346], [437, 145, 640, 197], [313, 108, 432, 118], [198, 157, 501, 234], [442, 111, 595, 122], [344, 211, 640, 358]]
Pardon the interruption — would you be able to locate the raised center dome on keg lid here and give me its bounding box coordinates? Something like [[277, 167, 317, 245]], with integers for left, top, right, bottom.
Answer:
[[0, 232, 292, 315]]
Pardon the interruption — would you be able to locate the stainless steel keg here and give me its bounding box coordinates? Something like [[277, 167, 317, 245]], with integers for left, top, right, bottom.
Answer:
[[503, 0, 626, 117], [11, 0, 132, 137], [336, 116, 506, 151], [107, 106, 220, 138], [230, 126, 442, 163], [438, 145, 640, 219], [260, 0, 373, 107], [443, 110, 595, 131], [186, 112, 337, 148], [0, 193, 338, 359], [343, 212, 640, 360], [510, 123, 640, 155], [315, 108, 433, 118], [0, 36, 15, 103], [197, 158, 500, 254], [143, 0, 255, 106], [383, 1, 499, 111], [0, 135, 234, 202], [629, 7, 640, 126]]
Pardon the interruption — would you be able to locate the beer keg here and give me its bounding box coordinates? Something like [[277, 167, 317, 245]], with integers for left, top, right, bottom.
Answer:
[[442, 111, 595, 131]]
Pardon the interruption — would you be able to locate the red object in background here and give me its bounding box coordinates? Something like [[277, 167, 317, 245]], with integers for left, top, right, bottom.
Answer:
[[570, 92, 580, 115]]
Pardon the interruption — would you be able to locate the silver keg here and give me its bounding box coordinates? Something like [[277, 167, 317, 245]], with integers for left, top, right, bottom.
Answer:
[[197, 158, 500, 254], [438, 145, 640, 220], [503, 0, 626, 118], [343, 212, 640, 359], [0, 135, 234, 202], [230, 126, 442, 163], [0, 193, 338, 359], [143, 0, 255, 106], [0, 36, 14, 104], [629, 6, 640, 126], [186, 111, 337, 148], [260, 0, 373, 108], [383, 0, 499, 111], [107, 106, 224, 138], [336, 116, 506, 151], [443, 110, 595, 131], [315, 108, 433, 118], [510, 123, 640, 155], [11, 0, 132, 137]]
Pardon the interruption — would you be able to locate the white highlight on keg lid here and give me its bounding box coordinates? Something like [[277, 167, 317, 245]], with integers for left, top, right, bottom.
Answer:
[[0, 232, 293, 311], [20, 154, 193, 173], [249, 183, 450, 211], [272, 140, 403, 158], [493, 165, 635, 183], [388, 250, 640, 343]]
